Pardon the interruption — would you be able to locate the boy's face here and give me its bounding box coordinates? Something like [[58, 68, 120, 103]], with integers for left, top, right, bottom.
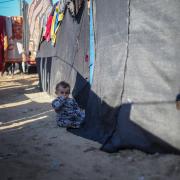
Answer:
[[56, 86, 70, 98]]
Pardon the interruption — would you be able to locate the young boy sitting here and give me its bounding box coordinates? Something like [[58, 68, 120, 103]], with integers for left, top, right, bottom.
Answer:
[[52, 81, 85, 128]]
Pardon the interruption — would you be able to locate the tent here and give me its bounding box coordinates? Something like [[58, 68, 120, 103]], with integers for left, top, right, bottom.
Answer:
[[37, 0, 180, 153]]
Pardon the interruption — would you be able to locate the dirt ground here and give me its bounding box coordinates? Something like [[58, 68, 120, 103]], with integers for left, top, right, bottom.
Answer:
[[0, 74, 180, 180]]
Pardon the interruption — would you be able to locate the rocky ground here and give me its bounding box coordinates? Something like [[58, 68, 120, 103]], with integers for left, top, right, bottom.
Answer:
[[0, 74, 180, 180]]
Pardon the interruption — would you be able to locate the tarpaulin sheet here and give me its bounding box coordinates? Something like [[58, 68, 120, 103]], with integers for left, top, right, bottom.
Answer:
[[36, 1, 90, 107], [70, 0, 180, 153]]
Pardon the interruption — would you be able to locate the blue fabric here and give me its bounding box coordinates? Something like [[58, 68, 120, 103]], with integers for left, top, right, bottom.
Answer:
[[52, 96, 85, 127], [89, 0, 94, 85]]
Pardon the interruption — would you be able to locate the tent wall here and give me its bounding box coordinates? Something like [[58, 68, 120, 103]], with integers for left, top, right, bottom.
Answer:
[[37, 0, 180, 153], [73, 0, 180, 153], [110, 0, 180, 152], [36, 1, 90, 108]]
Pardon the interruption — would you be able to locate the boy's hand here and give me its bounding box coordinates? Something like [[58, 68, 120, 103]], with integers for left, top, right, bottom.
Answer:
[[57, 96, 66, 101], [59, 95, 67, 100]]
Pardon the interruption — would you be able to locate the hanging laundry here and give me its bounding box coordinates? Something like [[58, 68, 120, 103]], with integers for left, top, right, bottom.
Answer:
[[59, 0, 66, 12], [27, 0, 53, 60], [50, 9, 57, 44], [4, 17, 12, 61], [44, 15, 53, 42], [0, 16, 6, 71], [40, 6, 52, 43], [6, 16, 23, 62], [43, 1, 58, 42], [51, 5, 65, 46], [43, 0, 78, 46], [50, 0, 68, 46], [22, 0, 29, 57], [67, 0, 75, 16]]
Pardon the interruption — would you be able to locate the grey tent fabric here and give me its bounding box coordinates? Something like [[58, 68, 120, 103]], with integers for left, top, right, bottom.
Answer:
[[104, 0, 180, 152], [70, 0, 180, 153], [73, 0, 130, 144], [37, 0, 180, 153], [95, 0, 180, 153], [36, 1, 90, 107]]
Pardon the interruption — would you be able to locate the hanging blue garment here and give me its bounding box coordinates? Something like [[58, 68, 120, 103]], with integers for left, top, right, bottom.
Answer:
[[89, 0, 95, 85]]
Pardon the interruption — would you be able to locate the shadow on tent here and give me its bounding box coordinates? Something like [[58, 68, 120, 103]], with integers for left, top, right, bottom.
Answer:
[[35, 0, 180, 154], [67, 73, 180, 154], [36, 55, 180, 154]]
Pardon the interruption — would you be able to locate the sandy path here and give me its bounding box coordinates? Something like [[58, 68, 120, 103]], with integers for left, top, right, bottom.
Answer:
[[0, 74, 180, 180]]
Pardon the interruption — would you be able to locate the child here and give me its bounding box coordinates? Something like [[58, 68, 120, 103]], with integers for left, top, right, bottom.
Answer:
[[52, 81, 85, 128]]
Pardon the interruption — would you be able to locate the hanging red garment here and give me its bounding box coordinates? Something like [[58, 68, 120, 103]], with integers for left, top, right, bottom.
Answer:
[[0, 16, 6, 71], [44, 15, 53, 42]]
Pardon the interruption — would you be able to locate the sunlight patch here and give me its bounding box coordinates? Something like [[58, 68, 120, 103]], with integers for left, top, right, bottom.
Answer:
[[24, 92, 52, 103], [0, 115, 48, 131], [0, 100, 32, 109]]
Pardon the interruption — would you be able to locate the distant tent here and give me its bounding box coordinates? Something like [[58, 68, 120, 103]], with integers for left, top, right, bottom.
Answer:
[[37, 0, 180, 154]]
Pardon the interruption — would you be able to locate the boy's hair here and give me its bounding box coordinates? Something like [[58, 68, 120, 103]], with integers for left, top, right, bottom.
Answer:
[[55, 81, 70, 92]]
